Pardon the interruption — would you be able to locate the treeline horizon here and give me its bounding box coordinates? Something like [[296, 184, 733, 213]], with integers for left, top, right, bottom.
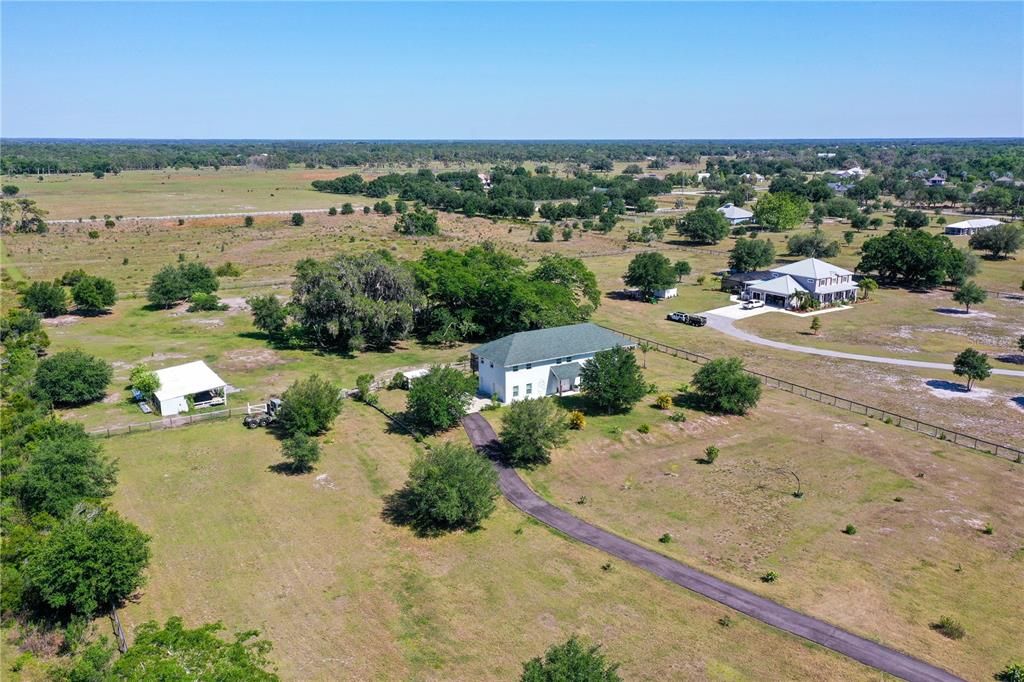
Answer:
[[3, 139, 1023, 176]]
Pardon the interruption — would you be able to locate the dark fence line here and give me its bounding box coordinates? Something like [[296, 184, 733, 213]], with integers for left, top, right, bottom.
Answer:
[[937, 285, 1023, 301], [87, 405, 251, 438], [607, 327, 1024, 463]]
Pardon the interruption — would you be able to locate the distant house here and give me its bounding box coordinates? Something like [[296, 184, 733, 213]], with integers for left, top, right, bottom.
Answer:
[[927, 174, 946, 186], [833, 166, 866, 179], [944, 218, 1001, 236], [153, 361, 228, 416], [741, 172, 766, 183], [817, 152, 836, 159], [470, 323, 635, 404], [477, 173, 492, 189], [827, 182, 851, 193], [994, 175, 1016, 186], [696, 172, 711, 182], [740, 258, 858, 309], [717, 202, 754, 225]]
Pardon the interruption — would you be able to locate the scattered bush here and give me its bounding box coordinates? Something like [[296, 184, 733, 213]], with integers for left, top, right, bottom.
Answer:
[[535, 225, 554, 242], [717, 615, 734, 628], [328, 206, 338, 216], [637, 423, 650, 434], [71, 275, 117, 314], [501, 397, 569, 468], [579, 346, 647, 414], [982, 523, 994, 535], [244, 215, 255, 227], [187, 292, 227, 312], [658, 533, 672, 544], [761, 570, 779, 583], [406, 365, 476, 431], [355, 373, 377, 405], [277, 374, 343, 436], [995, 662, 1024, 682], [702, 445, 719, 464], [387, 372, 409, 390], [129, 365, 160, 396], [931, 616, 965, 640], [669, 410, 687, 423], [843, 524, 857, 535], [290, 212, 305, 226], [691, 357, 762, 415], [568, 410, 586, 430], [214, 262, 243, 277], [23, 280, 69, 317], [655, 394, 672, 409]]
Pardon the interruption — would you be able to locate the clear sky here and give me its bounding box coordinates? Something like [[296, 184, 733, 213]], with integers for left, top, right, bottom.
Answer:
[[2, 1, 1021, 139]]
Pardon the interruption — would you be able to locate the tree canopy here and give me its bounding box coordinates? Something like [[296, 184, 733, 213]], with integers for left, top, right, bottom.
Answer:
[[147, 262, 219, 308], [277, 374, 343, 436], [787, 230, 840, 258], [23, 281, 68, 318], [623, 252, 676, 298], [35, 350, 112, 406], [691, 357, 762, 415], [521, 637, 621, 682], [405, 366, 476, 431], [71, 275, 117, 314], [953, 348, 991, 390], [500, 397, 569, 468], [579, 346, 647, 414], [969, 223, 1023, 258], [857, 229, 967, 287], [678, 208, 730, 244], [25, 508, 150, 618], [729, 238, 776, 273], [952, 281, 986, 312], [753, 192, 811, 231]]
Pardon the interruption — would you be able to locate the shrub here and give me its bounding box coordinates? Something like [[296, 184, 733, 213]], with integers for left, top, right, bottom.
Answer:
[[147, 262, 218, 308], [931, 616, 965, 640], [397, 442, 499, 534], [691, 357, 762, 415], [24, 280, 70, 318], [406, 365, 475, 432], [717, 615, 734, 628], [561, 226, 573, 241], [281, 433, 321, 473], [982, 523, 994, 535], [500, 397, 568, 468], [761, 570, 779, 583], [129, 365, 160, 396], [214, 262, 243, 277], [72, 275, 117, 314], [535, 225, 554, 242], [702, 445, 719, 464], [35, 350, 112, 406], [244, 215, 255, 227], [341, 203, 354, 214], [387, 372, 409, 390], [187, 292, 226, 312], [277, 374, 343, 436], [579, 346, 647, 414], [843, 524, 857, 535], [995, 662, 1024, 682], [658, 533, 672, 544], [290, 212, 305, 226], [520, 636, 621, 682], [669, 410, 687, 423], [355, 373, 377, 405], [637, 423, 650, 434], [568, 410, 586, 430], [328, 206, 338, 216], [60, 269, 88, 286], [104, 219, 115, 228]]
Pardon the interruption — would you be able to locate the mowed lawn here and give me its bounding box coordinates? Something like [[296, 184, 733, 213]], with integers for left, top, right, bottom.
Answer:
[[105, 406, 873, 681], [522, 351, 1024, 681]]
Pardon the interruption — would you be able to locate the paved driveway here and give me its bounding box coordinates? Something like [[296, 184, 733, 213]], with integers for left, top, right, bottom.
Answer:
[[462, 413, 964, 682], [701, 301, 775, 320], [705, 315, 1024, 377]]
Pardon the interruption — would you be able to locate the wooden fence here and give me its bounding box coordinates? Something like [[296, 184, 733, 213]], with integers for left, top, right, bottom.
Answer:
[[607, 326, 1024, 463]]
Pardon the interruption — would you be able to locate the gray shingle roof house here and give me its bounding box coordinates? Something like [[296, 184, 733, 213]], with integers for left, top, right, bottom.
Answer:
[[471, 323, 634, 404], [717, 202, 754, 225], [740, 258, 857, 309]]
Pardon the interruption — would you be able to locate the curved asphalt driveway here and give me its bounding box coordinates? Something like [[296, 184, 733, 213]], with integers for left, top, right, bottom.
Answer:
[[705, 314, 1024, 378], [462, 413, 964, 682]]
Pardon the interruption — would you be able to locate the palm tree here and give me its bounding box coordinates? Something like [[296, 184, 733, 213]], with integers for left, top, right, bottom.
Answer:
[[858, 277, 878, 300], [638, 342, 653, 369]]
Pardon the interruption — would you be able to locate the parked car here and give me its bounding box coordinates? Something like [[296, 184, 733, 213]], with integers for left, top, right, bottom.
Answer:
[[741, 299, 765, 310], [666, 311, 689, 323]]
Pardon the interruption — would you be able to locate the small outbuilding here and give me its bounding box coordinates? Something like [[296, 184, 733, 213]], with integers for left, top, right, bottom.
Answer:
[[717, 202, 754, 225], [153, 360, 228, 416], [944, 218, 1001, 236]]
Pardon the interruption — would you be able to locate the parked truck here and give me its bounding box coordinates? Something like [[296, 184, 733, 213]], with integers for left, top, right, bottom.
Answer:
[[243, 397, 282, 428]]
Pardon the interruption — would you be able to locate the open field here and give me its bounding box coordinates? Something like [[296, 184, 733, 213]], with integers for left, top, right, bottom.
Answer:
[[100, 406, 873, 681], [523, 351, 1024, 681]]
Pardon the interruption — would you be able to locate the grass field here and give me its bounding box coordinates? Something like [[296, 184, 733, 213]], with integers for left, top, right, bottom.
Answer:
[[99, 406, 875, 681], [523, 351, 1024, 681]]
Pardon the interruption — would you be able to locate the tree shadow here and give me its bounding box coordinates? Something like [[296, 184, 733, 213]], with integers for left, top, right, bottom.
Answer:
[[73, 309, 113, 319], [932, 307, 970, 315], [925, 379, 970, 394], [995, 354, 1024, 365], [267, 461, 311, 476]]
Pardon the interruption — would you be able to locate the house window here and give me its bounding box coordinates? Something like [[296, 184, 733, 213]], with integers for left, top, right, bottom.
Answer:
[[513, 385, 519, 398], [564, 356, 571, 363], [526, 383, 532, 395], [526, 363, 532, 370], [512, 365, 519, 372]]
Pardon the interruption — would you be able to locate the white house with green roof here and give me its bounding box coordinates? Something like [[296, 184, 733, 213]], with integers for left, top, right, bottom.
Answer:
[[470, 323, 635, 404]]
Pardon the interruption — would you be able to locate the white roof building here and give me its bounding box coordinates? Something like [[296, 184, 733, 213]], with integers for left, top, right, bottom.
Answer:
[[153, 361, 228, 416], [832, 166, 866, 178], [944, 218, 1001, 236], [741, 258, 858, 309], [717, 202, 754, 224]]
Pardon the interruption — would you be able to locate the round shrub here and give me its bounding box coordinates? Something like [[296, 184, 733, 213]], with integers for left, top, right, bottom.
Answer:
[[35, 350, 112, 406]]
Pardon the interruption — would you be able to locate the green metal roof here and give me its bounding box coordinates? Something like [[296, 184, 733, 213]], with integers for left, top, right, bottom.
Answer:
[[471, 323, 633, 368], [550, 362, 582, 381]]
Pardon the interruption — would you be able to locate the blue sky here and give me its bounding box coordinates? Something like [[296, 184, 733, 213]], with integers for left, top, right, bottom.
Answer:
[[2, 2, 1021, 139]]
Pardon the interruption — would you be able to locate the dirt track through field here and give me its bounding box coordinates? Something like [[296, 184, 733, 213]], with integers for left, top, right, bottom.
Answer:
[[462, 412, 965, 682]]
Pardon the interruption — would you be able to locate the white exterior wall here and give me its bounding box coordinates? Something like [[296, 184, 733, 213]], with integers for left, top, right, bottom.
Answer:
[[481, 353, 598, 405], [158, 395, 189, 416]]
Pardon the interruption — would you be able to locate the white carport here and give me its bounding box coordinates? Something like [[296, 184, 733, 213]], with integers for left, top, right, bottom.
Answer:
[[153, 361, 228, 416], [944, 218, 1001, 236]]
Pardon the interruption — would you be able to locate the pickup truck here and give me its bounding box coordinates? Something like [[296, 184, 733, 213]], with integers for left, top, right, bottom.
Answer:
[[666, 312, 707, 327]]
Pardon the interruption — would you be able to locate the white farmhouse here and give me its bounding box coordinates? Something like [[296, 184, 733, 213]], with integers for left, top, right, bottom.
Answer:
[[153, 360, 228, 416], [470, 323, 635, 404], [944, 218, 1001, 236], [741, 258, 858, 309], [717, 202, 754, 225]]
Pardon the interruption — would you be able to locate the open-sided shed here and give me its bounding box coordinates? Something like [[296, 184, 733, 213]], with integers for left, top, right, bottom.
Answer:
[[153, 361, 227, 416]]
